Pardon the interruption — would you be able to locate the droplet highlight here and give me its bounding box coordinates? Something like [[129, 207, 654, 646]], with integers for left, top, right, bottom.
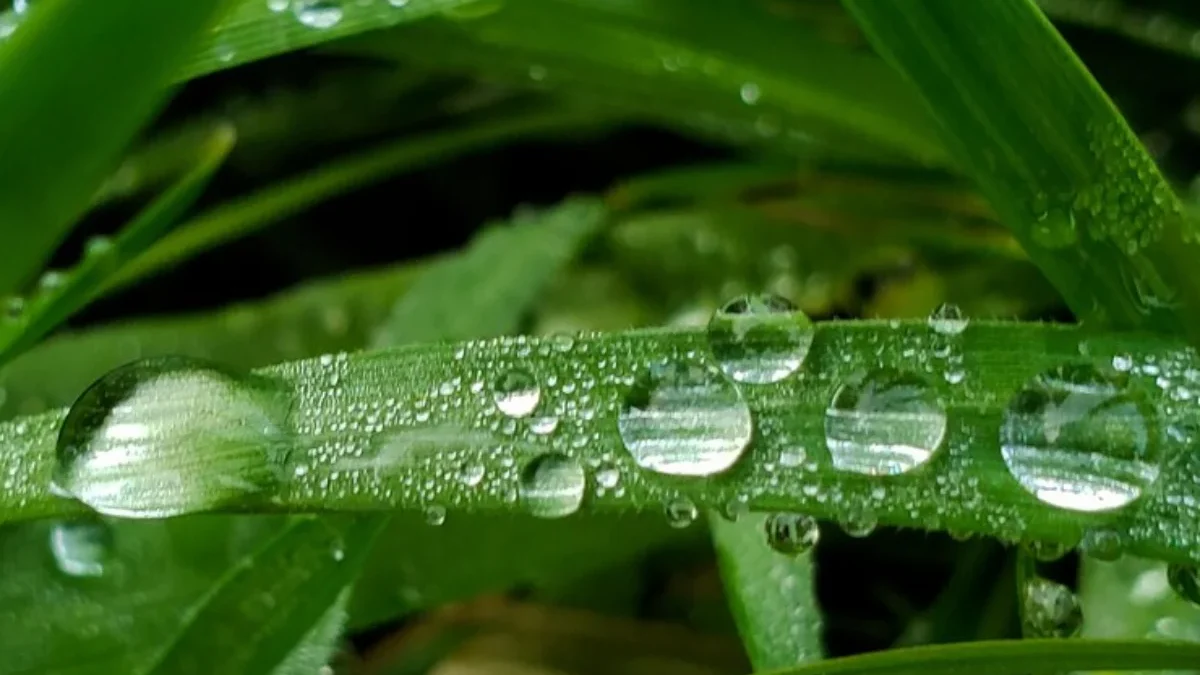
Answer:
[[1000, 364, 1160, 512], [53, 356, 292, 518], [493, 368, 540, 418], [927, 302, 968, 336], [706, 294, 813, 384], [764, 513, 819, 556], [618, 361, 753, 477], [49, 520, 112, 578], [293, 0, 342, 28], [519, 453, 585, 519], [825, 369, 946, 475], [665, 496, 698, 529]]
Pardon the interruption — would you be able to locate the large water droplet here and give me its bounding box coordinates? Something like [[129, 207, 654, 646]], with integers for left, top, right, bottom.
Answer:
[[927, 303, 968, 336], [519, 454, 585, 519], [1168, 564, 1200, 606], [617, 361, 753, 477], [764, 513, 819, 556], [493, 368, 540, 418], [824, 369, 946, 475], [706, 294, 813, 384], [53, 356, 292, 518], [293, 0, 342, 28], [664, 497, 698, 528], [49, 520, 112, 578], [1000, 364, 1159, 512], [1021, 577, 1082, 638]]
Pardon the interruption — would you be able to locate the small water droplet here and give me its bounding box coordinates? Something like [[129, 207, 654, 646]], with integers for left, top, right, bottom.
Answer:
[[38, 270, 65, 293], [84, 235, 115, 261], [618, 361, 753, 477], [1167, 564, 1200, 606], [529, 416, 559, 435], [1021, 577, 1082, 638], [293, 0, 342, 28], [519, 454, 585, 519], [52, 356, 292, 518], [740, 82, 761, 105], [1026, 540, 1071, 562], [722, 496, 749, 522], [3, 296, 23, 322], [595, 465, 620, 488], [387, 0, 408, 6], [706, 294, 813, 384], [838, 506, 877, 538], [424, 505, 446, 526], [825, 369, 946, 475], [493, 368, 540, 418], [267, 0, 288, 11], [49, 520, 112, 578], [664, 497, 698, 528], [458, 462, 485, 487], [764, 513, 819, 556], [1000, 364, 1159, 513], [927, 303, 968, 336], [1080, 528, 1123, 561]]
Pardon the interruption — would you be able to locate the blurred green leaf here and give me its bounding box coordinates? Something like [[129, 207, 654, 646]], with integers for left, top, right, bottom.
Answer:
[[711, 514, 824, 670], [0, 125, 234, 365], [841, 0, 1200, 341], [0, 0, 227, 294], [764, 639, 1200, 675], [114, 111, 609, 290]]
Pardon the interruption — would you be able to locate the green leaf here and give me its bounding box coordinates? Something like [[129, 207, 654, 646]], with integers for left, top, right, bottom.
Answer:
[[840, 0, 1200, 341], [7, 321, 1200, 568], [0, 0, 228, 294], [711, 514, 824, 670], [0, 125, 234, 365], [181, 0, 477, 80], [1080, 556, 1200, 674], [763, 639, 1200, 675], [113, 111, 608, 290], [343, 0, 947, 164]]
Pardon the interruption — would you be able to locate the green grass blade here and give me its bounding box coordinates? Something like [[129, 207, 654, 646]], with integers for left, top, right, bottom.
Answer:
[[7, 321, 1200, 568], [343, 0, 947, 164], [180, 0, 475, 80], [0, 126, 234, 365], [762, 639, 1200, 675], [112, 111, 608, 290], [839, 0, 1200, 340], [1080, 556, 1200, 672], [0, 0, 228, 295], [143, 516, 381, 675], [711, 514, 824, 669]]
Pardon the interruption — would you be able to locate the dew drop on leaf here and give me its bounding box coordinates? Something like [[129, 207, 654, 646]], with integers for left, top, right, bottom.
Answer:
[[3, 296, 23, 322], [595, 465, 620, 489], [1025, 540, 1071, 562], [458, 462, 485, 487], [664, 496, 698, 529], [1167, 564, 1200, 606], [519, 453, 585, 519], [1021, 577, 1083, 638], [824, 369, 946, 476], [764, 513, 819, 556], [49, 520, 112, 578], [53, 356, 292, 518], [1080, 528, 1123, 561], [424, 505, 446, 526], [617, 361, 752, 477], [266, 0, 288, 11], [292, 0, 342, 29], [706, 293, 813, 384], [1000, 364, 1160, 512], [493, 368, 540, 418], [927, 302, 968, 336], [837, 505, 878, 538]]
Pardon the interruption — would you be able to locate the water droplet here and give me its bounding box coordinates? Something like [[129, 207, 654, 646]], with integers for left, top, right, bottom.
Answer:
[[529, 416, 559, 435], [740, 82, 761, 105], [825, 369, 946, 475], [706, 294, 813, 384], [38, 270, 65, 293], [519, 454, 585, 519], [267, 0, 288, 11], [49, 520, 112, 578], [3, 296, 23, 322], [293, 0, 342, 28], [1021, 577, 1082, 638], [1080, 529, 1123, 561], [722, 496, 749, 522], [664, 497, 698, 528], [1167, 564, 1200, 606], [838, 506, 877, 538], [595, 465, 620, 488], [617, 361, 752, 477], [927, 303, 968, 336], [1026, 540, 1071, 562], [52, 356, 291, 518], [1000, 364, 1159, 512], [764, 513, 819, 556], [424, 505, 446, 526], [458, 462, 485, 487], [493, 368, 540, 418], [84, 235, 115, 260], [387, 0, 408, 6]]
